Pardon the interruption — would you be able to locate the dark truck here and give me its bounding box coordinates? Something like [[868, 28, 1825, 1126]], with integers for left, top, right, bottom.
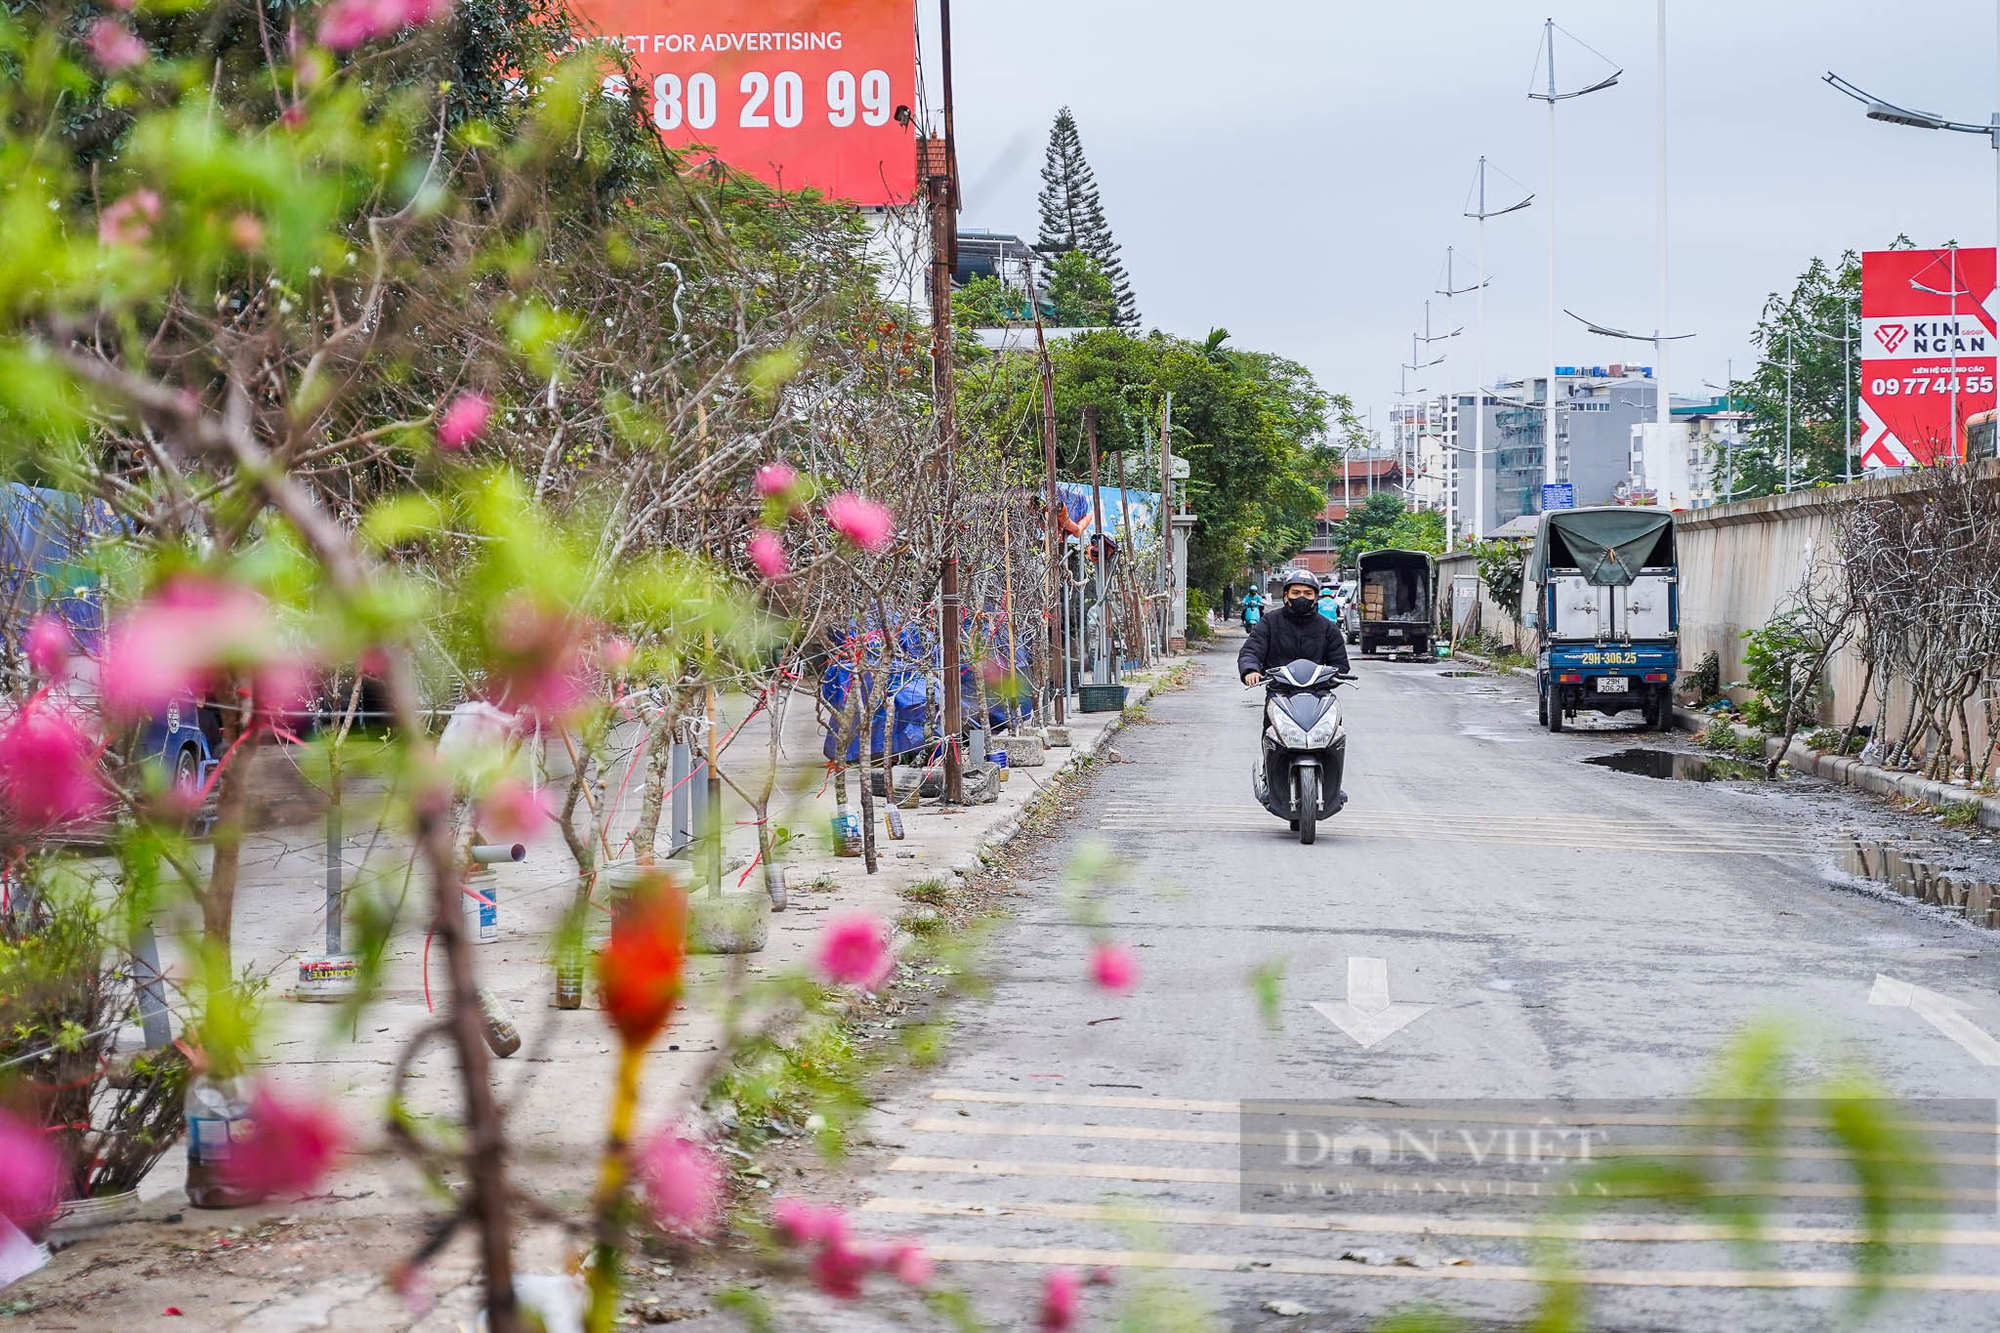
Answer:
[[1524, 506, 1678, 732], [1356, 549, 1435, 658]]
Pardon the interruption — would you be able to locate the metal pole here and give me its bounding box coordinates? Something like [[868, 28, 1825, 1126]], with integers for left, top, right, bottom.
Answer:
[[1160, 392, 1175, 651], [1844, 295, 1855, 484], [131, 922, 171, 1048], [1784, 324, 1794, 492], [1086, 407, 1108, 684], [1545, 19, 1560, 489], [1442, 255, 1456, 548], [932, 0, 963, 803], [1032, 265, 1067, 725], [1475, 174, 1487, 543], [1655, 0, 1670, 432], [324, 776, 342, 954]]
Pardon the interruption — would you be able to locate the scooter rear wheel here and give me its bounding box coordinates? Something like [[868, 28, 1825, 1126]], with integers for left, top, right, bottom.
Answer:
[[1297, 767, 1318, 845]]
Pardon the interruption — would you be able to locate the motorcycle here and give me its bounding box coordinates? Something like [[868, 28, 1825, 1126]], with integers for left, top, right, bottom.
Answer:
[[1250, 659, 1354, 845], [1241, 592, 1266, 628]]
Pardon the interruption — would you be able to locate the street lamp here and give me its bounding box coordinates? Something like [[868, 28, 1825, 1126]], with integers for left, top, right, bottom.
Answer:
[[1415, 300, 1462, 539], [1436, 248, 1483, 550], [1801, 296, 1859, 483], [1825, 55, 2000, 266], [1564, 310, 1695, 499], [1462, 156, 1533, 544], [1529, 17, 1622, 490]]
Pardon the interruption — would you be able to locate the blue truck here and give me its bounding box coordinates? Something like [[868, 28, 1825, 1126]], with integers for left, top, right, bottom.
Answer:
[[1525, 506, 1678, 733], [3, 483, 219, 810]]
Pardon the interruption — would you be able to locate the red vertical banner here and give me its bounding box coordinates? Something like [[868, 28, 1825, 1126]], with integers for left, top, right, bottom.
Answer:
[[1859, 247, 1998, 469], [570, 0, 919, 206]]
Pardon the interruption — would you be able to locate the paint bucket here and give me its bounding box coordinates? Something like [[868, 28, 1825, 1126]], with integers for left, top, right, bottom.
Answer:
[[295, 954, 358, 1003], [464, 875, 498, 943], [183, 1075, 261, 1209]]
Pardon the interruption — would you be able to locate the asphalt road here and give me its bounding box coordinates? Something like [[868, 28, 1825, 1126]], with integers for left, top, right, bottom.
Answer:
[[816, 637, 2000, 1333]]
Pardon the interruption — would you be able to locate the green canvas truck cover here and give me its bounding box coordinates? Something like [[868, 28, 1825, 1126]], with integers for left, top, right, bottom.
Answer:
[[1527, 507, 1674, 587]]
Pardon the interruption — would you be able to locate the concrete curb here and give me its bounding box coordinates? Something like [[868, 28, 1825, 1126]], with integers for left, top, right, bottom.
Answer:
[[1670, 707, 2000, 831], [942, 666, 1173, 882], [1450, 649, 1537, 681]]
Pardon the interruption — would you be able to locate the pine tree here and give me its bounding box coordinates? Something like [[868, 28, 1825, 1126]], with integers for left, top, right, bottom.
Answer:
[[1035, 107, 1138, 329]]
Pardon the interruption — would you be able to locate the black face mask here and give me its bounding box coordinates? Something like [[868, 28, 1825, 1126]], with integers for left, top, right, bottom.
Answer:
[[1283, 596, 1318, 621]]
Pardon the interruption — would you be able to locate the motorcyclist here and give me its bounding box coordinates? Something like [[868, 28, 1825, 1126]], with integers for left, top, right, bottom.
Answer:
[[1238, 569, 1350, 687]]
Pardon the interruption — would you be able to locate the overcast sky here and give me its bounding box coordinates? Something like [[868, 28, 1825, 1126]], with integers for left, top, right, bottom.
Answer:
[[917, 0, 1998, 437]]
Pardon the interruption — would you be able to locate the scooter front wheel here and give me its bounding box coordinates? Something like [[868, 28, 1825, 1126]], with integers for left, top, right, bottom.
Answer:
[[1296, 767, 1318, 845]]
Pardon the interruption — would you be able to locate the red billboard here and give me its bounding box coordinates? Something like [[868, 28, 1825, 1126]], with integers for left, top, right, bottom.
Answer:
[[1859, 247, 1997, 469], [572, 0, 918, 207]]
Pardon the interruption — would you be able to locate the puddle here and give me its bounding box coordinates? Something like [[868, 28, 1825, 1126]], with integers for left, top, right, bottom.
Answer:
[[1438, 670, 1488, 678], [1839, 835, 2000, 928], [1583, 749, 1771, 782]]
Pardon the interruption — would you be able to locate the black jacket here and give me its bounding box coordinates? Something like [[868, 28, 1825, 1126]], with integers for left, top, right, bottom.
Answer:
[[1237, 604, 1351, 682]]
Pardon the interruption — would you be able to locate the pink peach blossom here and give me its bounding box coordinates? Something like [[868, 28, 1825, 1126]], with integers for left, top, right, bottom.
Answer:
[[753, 462, 798, 498], [771, 1197, 848, 1247], [473, 776, 551, 843], [85, 18, 148, 72], [885, 1241, 933, 1287], [98, 189, 161, 246], [1039, 1267, 1082, 1332], [812, 913, 891, 991], [810, 1240, 870, 1299], [823, 492, 893, 554], [0, 1110, 63, 1230], [99, 577, 280, 719], [436, 392, 491, 451], [23, 614, 71, 677], [1091, 942, 1138, 994], [318, 0, 452, 51], [636, 1131, 724, 1239], [228, 213, 265, 251], [0, 700, 107, 831], [602, 636, 635, 671], [485, 595, 591, 719], [221, 1085, 345, 1197], [747, 530, 788, 581]]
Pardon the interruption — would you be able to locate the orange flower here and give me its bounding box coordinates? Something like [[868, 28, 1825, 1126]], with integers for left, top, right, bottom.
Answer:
[[598, 873, 688, 1047]]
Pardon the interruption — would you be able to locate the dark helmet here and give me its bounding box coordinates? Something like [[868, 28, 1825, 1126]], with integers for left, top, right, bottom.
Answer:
[[1277, 568, 1320, 595]]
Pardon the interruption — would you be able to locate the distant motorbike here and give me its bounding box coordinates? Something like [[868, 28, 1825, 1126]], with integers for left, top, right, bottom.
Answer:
[[1241, 592, 1265, 628], [1251, 659, 1354, 845]]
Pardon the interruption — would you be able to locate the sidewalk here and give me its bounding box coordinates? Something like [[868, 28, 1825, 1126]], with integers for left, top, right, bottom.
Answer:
[[11, 659, 1185, 1330]]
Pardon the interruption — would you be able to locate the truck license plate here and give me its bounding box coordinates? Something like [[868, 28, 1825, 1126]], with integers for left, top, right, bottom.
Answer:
[[1596, 677, 1629, 694], [1387, 629, 1403, 637]]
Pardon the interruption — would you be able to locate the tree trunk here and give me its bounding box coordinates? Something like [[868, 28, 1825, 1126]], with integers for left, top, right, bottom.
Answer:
[[629, 700, 676, 866], [201, 694, 254, 970]]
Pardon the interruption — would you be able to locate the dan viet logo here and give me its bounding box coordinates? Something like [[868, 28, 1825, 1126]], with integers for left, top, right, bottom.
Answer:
[[1876, 323, 1909, 353]]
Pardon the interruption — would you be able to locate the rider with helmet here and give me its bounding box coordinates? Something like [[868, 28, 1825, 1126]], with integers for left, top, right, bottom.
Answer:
[[1238, 568, 1350, 687]]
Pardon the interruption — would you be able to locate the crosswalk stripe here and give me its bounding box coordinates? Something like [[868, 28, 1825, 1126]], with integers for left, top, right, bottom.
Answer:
[[860, 1196, 2000, 1248], [915, 1241, 2000, 1291]]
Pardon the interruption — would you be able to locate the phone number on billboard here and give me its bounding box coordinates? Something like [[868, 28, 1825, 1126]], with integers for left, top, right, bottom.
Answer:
[[644, 69, 896, 132], [1868, 375, 1998, 396]]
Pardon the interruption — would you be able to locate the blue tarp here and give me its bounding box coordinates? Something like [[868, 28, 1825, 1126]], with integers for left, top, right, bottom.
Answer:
[[1055, 482, 1160, 552]]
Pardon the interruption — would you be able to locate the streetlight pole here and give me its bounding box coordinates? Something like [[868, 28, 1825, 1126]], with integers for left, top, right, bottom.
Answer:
[[1438, 247, 1481, 550], [1463, 156, 1532, 542], [1655, 0, 1671, 433], [1530, 18, 1622, 494]]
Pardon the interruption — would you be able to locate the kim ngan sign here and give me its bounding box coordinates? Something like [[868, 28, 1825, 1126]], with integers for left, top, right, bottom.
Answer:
[[1860, 247, 1998, 469], [573, 0, 918, 207]]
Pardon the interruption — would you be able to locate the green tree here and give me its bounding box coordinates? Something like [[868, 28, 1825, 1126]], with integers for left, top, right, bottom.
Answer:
[[1330, 493, 1445, 559], [1720, 244, 1909, 498], [953, 273, 1027, 328], [1044, 249, 1115, 328], [957, 327, 1336, 592], [1035, 107, 1138, 329]]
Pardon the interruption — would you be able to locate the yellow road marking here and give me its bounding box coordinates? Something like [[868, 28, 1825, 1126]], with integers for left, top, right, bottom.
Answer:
[[915, 1241, 2000, 1291], [860, 1195, 2000, 1248]]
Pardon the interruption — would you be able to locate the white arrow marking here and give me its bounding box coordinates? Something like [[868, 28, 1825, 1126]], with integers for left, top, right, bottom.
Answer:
[[1310, 958, 1433, 1050], [1869, 974, 2000, 1066]]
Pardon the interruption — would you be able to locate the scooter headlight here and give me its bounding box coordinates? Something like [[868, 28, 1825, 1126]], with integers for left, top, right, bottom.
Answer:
[[1269, 706, 1312, 748], [1305, 711, 1340, 748]]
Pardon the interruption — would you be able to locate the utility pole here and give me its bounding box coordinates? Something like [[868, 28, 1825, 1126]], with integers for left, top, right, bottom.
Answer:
[[929, 0, 963, 802], [1437, 252, 1479, 548], [1086, 407, 1109, 683], [1031, 259, 1066, 724], [1464, 155, 1533, 544], [1159, 392, 1174, 652]]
